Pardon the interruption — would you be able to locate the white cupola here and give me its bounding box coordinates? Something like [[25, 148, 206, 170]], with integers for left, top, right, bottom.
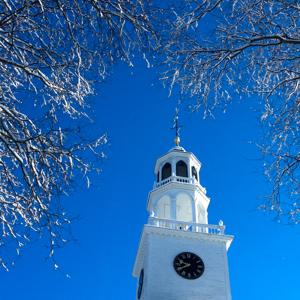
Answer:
[[148, 145, 210, 225]]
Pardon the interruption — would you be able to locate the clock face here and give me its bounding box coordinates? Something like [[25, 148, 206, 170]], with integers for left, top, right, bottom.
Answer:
[[173, 252, 205, 280], [137, 269, 144, 299]]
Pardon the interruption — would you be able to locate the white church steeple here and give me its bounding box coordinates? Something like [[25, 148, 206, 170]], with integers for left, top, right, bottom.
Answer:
[[133, 123, 233, 300]]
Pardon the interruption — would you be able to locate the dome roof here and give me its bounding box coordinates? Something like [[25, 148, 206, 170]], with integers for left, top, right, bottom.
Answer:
[[168, 145, 186, 153]]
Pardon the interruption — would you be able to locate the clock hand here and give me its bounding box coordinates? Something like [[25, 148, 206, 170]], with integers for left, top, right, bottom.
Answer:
[[177, 263, 191, 271], [178, 259, 189, 265]]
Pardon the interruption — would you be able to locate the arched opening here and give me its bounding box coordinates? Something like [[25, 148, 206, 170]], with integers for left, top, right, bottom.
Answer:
[[157, 171, 160, 182], [156, 195, 171, 219], [176, 193, 193, 222], [161, 163, 171, 180], [197, 203, 206, 224], [176, 160, 188, 177], [192, 166, 198, 181]]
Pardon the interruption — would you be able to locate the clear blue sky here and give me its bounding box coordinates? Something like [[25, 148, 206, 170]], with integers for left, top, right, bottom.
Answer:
[[1, 62, 300, 300]]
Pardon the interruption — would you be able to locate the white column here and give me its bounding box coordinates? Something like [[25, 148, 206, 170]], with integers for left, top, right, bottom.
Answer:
[[171, 158, 176, 177]]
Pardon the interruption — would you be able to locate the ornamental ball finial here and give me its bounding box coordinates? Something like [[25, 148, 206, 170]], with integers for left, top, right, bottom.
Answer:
[[174, 135, 180, 146]]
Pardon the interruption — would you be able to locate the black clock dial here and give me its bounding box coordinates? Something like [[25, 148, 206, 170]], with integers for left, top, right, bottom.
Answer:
[[137, 269, 144, 299], [173, 252, 205, 280]]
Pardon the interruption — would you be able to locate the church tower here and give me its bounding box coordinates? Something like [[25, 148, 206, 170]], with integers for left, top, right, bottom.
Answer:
[[133, 124, 234, 300]]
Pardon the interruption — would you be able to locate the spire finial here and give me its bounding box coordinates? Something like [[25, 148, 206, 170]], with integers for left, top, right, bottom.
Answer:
[[173, 107, 181, 146]]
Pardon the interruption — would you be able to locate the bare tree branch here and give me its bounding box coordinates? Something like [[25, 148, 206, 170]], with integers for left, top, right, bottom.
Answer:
[[0, 0, 159, 270], [162, 0, 300, 223]]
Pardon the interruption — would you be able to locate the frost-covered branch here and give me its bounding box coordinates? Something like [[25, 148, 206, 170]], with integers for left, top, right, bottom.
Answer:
[[0, 0, 158, 270], [162, 0, 300, 222]]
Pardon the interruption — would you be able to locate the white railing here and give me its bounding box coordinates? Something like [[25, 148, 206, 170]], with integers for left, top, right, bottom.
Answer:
[[155, 176, 197, 188], [153, 176, 207, 194], [148, 217, 225, 235]]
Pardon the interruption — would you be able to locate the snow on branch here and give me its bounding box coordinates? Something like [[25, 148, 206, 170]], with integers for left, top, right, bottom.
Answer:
[[162, 0, 300, 223], [0, 0, 157, 269]]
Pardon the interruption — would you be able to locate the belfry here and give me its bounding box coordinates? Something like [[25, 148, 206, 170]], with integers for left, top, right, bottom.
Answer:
[[133, 119, 234, 300]]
